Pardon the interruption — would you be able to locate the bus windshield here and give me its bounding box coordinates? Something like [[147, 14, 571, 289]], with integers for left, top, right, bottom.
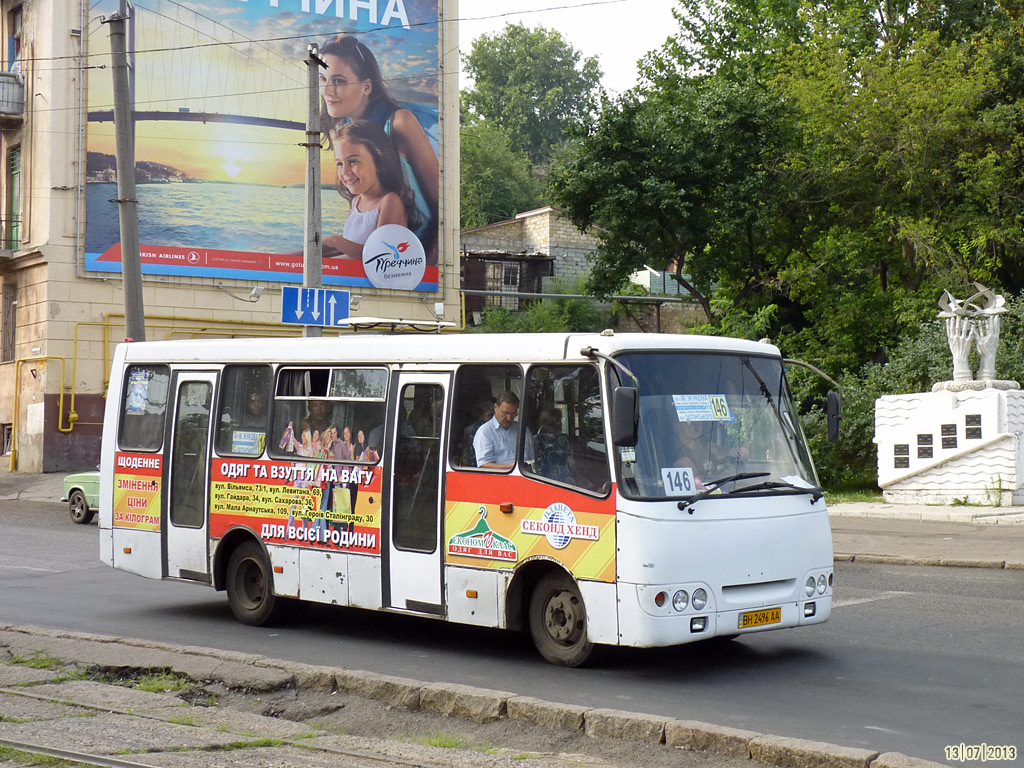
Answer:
[[614, 352, 819, 500]]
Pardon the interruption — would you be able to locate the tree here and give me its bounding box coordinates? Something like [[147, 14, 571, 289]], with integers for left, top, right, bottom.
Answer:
[[552, 0, 1024, 377], [771, 0, 1024, 371], [460, 121, 544, 230], [549, 76, 795, 324], [462, 24, 603, 165]]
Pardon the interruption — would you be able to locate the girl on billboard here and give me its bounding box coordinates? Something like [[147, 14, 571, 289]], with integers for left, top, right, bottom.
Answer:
[[322, 120, 420, 260], [319, 34, 438, 262]]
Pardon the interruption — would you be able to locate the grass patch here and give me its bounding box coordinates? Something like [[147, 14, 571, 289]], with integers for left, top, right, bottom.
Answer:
[[47, 669, 90, 684], [824, 487, 883, 504], [220, 739, 286, 750], [10, 652, 63, 670], [135, 670, 191, 693], [86, 666, 194, 694], [0, 744, 92, 766], [416, 733, 468, 749], [168, 714, 199, 727]]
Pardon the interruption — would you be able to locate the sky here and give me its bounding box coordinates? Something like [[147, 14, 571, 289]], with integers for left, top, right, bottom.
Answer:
[[458, 0, 680, 96]]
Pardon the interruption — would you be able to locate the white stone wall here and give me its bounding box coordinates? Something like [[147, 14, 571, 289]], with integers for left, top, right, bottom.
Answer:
[[875, 389, 1024, 505], [460, 208, 599, 287], [462, 219, 527, 253]]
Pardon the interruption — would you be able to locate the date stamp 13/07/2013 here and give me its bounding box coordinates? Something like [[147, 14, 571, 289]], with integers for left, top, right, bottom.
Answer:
[[945, 744, 1018, 763]]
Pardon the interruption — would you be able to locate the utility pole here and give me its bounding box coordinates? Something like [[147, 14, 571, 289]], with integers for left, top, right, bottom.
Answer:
[[302, 44, 326, 339], [104, 9, 145, 341]]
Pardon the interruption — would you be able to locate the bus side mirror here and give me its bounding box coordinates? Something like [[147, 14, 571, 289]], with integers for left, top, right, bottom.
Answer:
[[826, 390, 842, 443], [612, 387, 638, 447]]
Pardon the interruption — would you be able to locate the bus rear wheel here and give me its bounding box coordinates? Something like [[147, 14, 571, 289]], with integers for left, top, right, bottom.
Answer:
[[529, 572, 595, 667], [226, 541, 282, 626]]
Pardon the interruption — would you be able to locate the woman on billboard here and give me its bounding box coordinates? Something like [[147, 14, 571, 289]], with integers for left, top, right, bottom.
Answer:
[[319, 34, 438, 264]]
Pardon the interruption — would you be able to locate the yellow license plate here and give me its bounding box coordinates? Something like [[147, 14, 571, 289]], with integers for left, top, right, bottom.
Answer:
[[738, 607, 782, 629]]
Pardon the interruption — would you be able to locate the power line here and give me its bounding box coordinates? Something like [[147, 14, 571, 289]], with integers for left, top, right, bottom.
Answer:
[[16, 0, 632, 68]]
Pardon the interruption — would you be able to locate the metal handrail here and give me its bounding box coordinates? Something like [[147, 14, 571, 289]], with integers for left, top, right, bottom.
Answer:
[[0, 216, 20, 250]]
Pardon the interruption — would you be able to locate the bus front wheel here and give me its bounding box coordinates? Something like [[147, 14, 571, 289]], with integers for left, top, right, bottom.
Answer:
[[226, 541, 281, 626], [529, 572, 595, 667]]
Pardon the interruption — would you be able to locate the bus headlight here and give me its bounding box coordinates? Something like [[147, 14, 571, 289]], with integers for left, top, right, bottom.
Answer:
[[692, 588, 707, 610], [817, 575, 828, 595], [805, 576, 816, 597], [672, 590, 688, 612]]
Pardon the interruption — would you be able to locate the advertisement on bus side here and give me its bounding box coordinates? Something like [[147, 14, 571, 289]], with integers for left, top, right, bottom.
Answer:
[[112, 452, 163, 531], [442, 474, 617, 583], [208, 458, 382, 555]]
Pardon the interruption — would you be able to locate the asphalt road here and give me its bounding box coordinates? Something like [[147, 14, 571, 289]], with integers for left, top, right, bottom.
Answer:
[[2, 500, 1022, 765]]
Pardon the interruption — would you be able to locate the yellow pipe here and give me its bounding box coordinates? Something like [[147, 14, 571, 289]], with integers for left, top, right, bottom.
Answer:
[[8, 356, 75, 472]]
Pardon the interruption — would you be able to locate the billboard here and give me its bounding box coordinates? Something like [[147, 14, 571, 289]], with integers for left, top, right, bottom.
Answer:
[[86, 0, 440, 291]]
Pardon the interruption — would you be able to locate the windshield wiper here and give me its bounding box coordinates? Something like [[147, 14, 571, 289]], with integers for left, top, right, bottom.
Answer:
[[676, 472, 769, 510], [730, 479, 824, 503]]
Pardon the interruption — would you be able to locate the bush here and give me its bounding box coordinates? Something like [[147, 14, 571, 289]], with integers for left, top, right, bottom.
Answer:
[[469, 281, 610, 333]]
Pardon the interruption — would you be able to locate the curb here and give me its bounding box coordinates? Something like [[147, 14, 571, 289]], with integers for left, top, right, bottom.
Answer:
[[834, 553, 1024, 570], [0, 624, 950, 768]]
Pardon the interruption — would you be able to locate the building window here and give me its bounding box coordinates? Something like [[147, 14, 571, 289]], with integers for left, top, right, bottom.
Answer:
[[5, 146, 19, 248], [6, 6, 23, 74], [483, 262, 521, 309], [1, 281, 15, 362]]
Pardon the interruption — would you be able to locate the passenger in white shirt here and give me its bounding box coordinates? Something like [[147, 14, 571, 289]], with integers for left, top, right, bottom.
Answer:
[[473, 391, 524, 469]]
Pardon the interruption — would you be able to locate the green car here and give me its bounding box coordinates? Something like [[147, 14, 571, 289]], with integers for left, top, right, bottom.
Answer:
[[62, 470, 100, 524]]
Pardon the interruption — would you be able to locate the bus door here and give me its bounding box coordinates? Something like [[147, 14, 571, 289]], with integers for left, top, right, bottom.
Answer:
[[385, 372, 450, 615], [164, 371, 216, 582]]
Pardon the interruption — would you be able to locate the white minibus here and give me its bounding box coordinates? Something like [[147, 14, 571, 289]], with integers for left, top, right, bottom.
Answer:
[[99, 331, 833, 665]]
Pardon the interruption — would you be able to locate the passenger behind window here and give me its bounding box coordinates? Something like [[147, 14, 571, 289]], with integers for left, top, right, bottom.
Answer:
[[365, 423, 384, 462], [473, 391, 534, 469], [301, 399, 335, 436], [228, 391, 268, 455], [459, 397, 494, 467]]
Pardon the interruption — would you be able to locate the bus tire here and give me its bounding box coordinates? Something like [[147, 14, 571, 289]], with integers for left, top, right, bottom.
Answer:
[[226, 541, 281, 626], [529, 572, 595, 667], [69, 491, 94, 525]]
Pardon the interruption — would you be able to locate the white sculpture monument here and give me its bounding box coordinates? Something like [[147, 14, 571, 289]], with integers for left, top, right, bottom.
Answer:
[[935, 284, 1014, 390], [875, 284, 1023, 506]]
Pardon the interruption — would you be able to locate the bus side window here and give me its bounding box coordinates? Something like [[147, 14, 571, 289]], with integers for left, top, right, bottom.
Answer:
[[523, 364, 610, 495], [119, 365, 170, 451], [268, 366, 388, 463], [215, 365, 272, 457], [449, 364, 522, 469]]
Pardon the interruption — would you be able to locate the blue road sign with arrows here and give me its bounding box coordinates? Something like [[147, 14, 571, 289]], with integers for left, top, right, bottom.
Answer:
[[281, 286, 350, 327]]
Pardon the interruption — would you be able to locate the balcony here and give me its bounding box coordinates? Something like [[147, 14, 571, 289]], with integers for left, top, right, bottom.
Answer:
[[1, 216, 19, 258], [0, 72, 24, 125]]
